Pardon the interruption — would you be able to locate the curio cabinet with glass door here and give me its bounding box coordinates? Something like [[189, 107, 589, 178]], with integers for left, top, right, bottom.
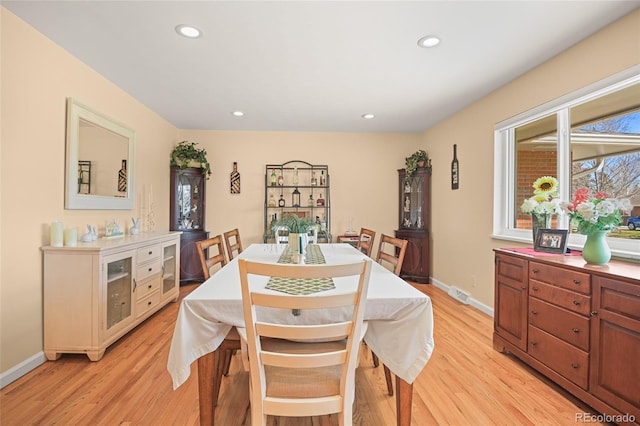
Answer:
[[170, 166, 209, 283], [395, 167, 431, 283]]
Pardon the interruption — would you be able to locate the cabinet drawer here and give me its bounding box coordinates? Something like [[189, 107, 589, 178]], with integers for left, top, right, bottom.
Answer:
[[529, 280, 591, 316], [529, 262, 590, 294], [136, 275, 160, 300], [528, 325, 589, 390], [137, 244, 162, 264], [529, 297, 590, 351], [136, 258, 162, 282], [135, 290, 160, 319]]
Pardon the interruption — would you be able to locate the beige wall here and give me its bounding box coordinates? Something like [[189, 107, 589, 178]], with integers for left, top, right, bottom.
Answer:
[[422, 9, 640, 308], [1, 9, 179, 373], [2, 5, 638, 382], [177, 130, 419, 246]]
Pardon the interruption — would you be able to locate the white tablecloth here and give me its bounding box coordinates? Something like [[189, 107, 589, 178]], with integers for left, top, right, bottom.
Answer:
[[167, 243, 434, 389]]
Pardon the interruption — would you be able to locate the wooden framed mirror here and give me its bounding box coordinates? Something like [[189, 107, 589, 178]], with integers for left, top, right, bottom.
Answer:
[[65, 98, 135, 209]]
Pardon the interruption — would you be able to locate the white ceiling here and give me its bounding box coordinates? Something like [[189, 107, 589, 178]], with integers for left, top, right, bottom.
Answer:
[[3, 1, 639, 133]]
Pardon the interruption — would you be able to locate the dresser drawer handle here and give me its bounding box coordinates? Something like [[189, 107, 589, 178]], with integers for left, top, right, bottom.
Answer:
[[573, 279, 581, 285], [572, 328, 580, 333], [147, 300, 152, 306], [531, 310, 537, 315], [148, 284, 152, 289], [148, 251, 153, 255], [573, 300, 580, 306], [571, 363, 578, 369], [530, 341, 537, 347], [532, 287, 538, 292], [532, 268, 539, 274]]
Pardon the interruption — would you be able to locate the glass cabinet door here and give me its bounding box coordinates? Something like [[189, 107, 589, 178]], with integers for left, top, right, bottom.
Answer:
[[170, 166, 206, 231], [103, 252, 134, 338], [162, 242, 177, 296], [401, 173, 425, 229]]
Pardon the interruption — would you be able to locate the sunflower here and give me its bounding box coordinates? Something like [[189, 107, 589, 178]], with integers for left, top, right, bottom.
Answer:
[[532, 176, 558, 198]]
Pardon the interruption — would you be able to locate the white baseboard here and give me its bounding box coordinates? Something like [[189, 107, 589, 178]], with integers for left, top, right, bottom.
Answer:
[[430, 277, 494, 317], [0, 351, 46, 389]]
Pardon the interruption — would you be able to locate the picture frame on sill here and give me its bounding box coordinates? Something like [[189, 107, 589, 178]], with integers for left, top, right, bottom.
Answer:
[[534, 228, 569, 254]]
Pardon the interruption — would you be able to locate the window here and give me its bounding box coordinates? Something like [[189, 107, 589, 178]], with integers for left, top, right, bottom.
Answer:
[[494, 67, 640, 260]]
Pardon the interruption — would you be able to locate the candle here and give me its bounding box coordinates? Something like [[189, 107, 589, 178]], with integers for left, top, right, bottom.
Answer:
[[50, 221, 63, 247], [64, 228, 78, 247]]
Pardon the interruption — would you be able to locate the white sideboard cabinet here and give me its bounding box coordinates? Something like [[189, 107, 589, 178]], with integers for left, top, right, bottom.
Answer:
[[42, 231, 181, 361]]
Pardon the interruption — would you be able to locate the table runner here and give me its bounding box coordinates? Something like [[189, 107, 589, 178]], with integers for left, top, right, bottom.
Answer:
[[265, 244, 335, 295]]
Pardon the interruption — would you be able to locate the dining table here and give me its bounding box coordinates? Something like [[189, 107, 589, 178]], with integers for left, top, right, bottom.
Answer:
[[167, 243, 435, 426]]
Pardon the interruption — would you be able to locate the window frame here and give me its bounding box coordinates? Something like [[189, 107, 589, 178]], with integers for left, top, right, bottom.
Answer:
[[493, 65, 640, 261]]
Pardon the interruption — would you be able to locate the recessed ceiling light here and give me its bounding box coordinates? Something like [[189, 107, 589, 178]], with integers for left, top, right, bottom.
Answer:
[[362, 114, 375, 119], [175, 24, 202, 38], [417, 35, 440, 48], [232, 111, 244, 117]]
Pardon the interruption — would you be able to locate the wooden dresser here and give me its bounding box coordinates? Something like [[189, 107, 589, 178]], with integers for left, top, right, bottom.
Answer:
[[494, 248, 639, 424]]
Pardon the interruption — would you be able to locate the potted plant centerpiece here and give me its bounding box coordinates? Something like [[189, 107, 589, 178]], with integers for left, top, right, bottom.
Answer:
[[170, 140, 212, 179], [272, 214, 316, 254], [404, 149, 432, 180]]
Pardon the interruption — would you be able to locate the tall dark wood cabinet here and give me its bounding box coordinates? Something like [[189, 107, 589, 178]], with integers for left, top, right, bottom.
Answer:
[[395, 168, 431, 283], [170, 166, 209, 283]]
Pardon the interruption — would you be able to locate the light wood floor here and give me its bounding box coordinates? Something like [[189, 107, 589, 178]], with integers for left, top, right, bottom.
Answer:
[[0, 282, 604, 425]]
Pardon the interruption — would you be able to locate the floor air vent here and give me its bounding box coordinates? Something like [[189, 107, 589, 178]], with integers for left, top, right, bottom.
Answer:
[[448, 286, 471, 305]]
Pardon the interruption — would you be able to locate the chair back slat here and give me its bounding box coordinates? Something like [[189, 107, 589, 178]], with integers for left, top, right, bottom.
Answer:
[[356, 228, 376, 257], [223, 228, 243, 260], [376, 234, 408, 276], [196, 235, 227, 280]]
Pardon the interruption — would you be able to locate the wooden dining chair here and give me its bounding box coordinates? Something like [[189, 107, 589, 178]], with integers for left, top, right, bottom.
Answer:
[[237, 259, 372, 426], [224, 228, 243, 260], [356, 228, 376, 257], [307, 224, 319, 244], [195, 235, 241, 405], [196, 235, 227, 280], [274, 226, 289, 245], [371, 234, 408, 396]]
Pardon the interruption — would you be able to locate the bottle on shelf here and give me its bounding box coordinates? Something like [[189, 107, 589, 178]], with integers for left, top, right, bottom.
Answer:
[[270, 169, 277, 186], [307, 194, 314, 206], [293, 167, 299, 186], [319, 170, 326, 186], [268, 191, 276, 207], [311, 171, 317, 186], [277, 171, 284, 186], [316, 193, 325, 207], [451, 144, 459, 190], [292, 187, 301, 207], [278, 194, 285, 207]]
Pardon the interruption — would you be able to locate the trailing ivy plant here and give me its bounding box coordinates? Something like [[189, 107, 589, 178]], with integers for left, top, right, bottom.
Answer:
[[404, 149, 432, 180], [170, 140, 212, 179]]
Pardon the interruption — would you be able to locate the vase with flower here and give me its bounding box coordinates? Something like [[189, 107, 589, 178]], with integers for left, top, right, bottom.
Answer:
[[562, 188, 630, 265], [520, 176, 563, 243]]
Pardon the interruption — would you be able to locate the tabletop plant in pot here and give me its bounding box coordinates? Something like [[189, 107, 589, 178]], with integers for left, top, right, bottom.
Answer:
[[562, 188, 630, 264], [272, 214, 316, 254], [520, 176, 563, 243], [404, 149, 432, 181], [170, 140, 212, 179]]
